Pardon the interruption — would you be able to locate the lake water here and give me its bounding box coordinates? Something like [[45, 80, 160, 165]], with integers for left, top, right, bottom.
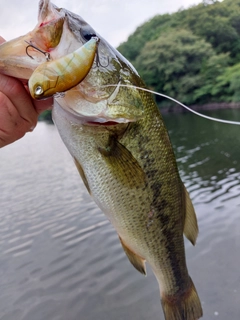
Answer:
[[1, 109, 240, 320]]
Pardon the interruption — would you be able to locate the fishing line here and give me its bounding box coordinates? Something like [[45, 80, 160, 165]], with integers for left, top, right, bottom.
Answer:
[[100, 84, 240, 126]]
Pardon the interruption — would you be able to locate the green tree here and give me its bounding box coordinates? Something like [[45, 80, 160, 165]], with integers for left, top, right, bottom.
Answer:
[[175, 0, 240, 57], [213, 63, 240, 102], [118, 14, 173, 62], [117, 0, 240, 106], [134, 29, 215, 106], [194, 53, 230, 103]]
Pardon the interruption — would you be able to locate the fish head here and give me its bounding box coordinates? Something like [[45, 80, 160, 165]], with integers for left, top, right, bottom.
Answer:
[[0, 0, 145, 123], [54, 7, 146, 124]]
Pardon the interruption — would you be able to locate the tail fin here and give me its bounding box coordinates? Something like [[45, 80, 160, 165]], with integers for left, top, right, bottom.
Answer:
[[161, 277, 203, 320]]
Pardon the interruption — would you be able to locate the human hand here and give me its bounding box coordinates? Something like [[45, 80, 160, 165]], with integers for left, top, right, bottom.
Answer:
[[0, 36, 53, 148]]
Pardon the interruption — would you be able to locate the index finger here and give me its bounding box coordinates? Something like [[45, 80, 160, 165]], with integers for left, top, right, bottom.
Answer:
[[0, 74, 38, 126]]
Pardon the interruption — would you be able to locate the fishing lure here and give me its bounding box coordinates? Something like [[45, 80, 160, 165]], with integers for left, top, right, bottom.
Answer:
[[28, 37, 99, 99]]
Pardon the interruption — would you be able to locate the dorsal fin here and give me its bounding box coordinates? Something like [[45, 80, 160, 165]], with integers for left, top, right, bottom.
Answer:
[[182, 184, 199, 245], [119, 236, 146, 276]]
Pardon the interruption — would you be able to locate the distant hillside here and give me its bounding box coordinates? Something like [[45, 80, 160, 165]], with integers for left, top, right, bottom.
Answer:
[[117, 0, 240, 107]]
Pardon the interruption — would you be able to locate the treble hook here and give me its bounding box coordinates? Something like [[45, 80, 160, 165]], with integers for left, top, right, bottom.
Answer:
[[95, 47, 109, 68], [25, 41, 51, 61]]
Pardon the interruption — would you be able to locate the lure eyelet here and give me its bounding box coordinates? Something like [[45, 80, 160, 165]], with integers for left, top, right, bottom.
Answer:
[[35, 85, 44, 96]]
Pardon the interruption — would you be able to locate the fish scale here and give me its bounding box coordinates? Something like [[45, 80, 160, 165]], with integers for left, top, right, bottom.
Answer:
[[53, 88, 197, 310], [118, 91, 188, 283]]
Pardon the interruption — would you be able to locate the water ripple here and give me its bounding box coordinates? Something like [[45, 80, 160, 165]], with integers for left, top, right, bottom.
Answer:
[[4, 240, 33, 256], [1, 119, 240, 319]]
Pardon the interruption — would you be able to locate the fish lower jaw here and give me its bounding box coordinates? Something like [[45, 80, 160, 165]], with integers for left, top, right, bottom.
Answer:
[[53, 101, 132, 127], [86, 117, 131, 126], [71, 107, 134, 125]]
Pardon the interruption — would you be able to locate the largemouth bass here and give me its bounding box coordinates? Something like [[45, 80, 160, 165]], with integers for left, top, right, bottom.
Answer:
[[0, 1, 203, 319]]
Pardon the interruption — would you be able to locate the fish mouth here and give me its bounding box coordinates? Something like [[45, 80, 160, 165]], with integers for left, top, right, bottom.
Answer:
[[0, 0, 65, 80], [86, 121, 120, 126], [53, 98, 132, 128], [0, 35, 44, 79]]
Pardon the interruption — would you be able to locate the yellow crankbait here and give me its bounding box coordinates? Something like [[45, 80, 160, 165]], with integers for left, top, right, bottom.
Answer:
[[29, 37, 99, 99]]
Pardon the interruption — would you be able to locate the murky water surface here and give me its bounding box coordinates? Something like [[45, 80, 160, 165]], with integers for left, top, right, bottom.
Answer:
[[1, 109, 240, 320]]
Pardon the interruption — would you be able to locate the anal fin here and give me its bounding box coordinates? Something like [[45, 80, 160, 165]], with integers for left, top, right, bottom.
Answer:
[[119, 236, 146, 276]]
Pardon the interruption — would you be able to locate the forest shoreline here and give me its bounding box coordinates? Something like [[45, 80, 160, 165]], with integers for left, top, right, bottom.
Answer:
[[160, 102, 240, 114]]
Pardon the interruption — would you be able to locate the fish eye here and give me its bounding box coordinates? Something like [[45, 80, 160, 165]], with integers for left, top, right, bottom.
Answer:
[[81, 27, 97, 41]]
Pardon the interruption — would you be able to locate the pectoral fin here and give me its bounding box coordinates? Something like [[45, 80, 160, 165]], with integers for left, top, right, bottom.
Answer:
[[98, 136, 146, 189], [74, 157, 91, 195], [119, 236, 146, 276], [182, 183, 199, 245]]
